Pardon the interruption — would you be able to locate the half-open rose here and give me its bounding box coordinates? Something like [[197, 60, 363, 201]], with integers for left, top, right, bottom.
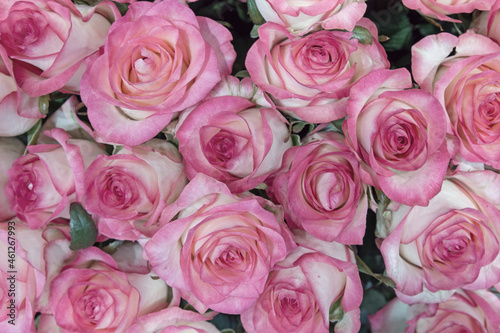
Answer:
[[81, 0, 236, 145], [378, 170, 500, 304], [43, 244, 171, 332], [268, 131, 367, 244], [177, 96, 290, 193], [344, 68, 449, 206], [246, 19, 388, 123], [5, 129, 105, 229], [370, 289, 500, 332], [413, 32, 500, 168], [241, 230, 363, 333], [83, 139, 187, 240], [253, 0, 366, 35], [0, 0, 120, 96], [145, 174, 296, 314]]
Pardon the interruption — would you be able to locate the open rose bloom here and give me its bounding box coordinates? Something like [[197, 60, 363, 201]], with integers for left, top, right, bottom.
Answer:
[[37, 241, 173, 332], [413, 32, 500, 168], [344, 68, 449, 206], [241, 230, 363, 333], [0, 52, 40, 136], [246, 19, 389, 123], [402, 0, 495, 22], [5, 129, 104, 229], [369, 289, 500, 332], [253, 0, 367, 35], [378, 171, 500, 304], [176, 96, 290, 193], [145, 174, 296, 314], [0, 221, 47, 332], [81, 0, 236, 146], [471, 1, 500, 44], [0, 0, 120, 96], [268, 131, 368, 244], [83, 139, 187, 240], [5, 0, 500, 331]]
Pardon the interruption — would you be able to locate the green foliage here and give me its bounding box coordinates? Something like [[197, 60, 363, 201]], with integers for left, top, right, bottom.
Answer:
[[69, 202, 98, 250], [351, 26, 374, 45], [23, 120, 42, 155]]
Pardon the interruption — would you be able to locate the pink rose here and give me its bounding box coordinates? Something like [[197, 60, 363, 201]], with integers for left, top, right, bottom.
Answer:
[[80, 0, 236, 146], [0, 220, 46, 332], [83, 139, 187, 240], [0, 0, 120, 96], [378, 170, 500, 304], [246, 19, 389, 123], [127, 307, 219, 333], [5, 129, 105, 229], [343, 68, 449, 206], [45, 244, 171, 332], [413, 32, 500, 168], [403, 0, 494, 22], [0, 137, 24, 222], [254, 0, 366, 35], [176, 96, 291, 193], [241, 230, 362, 333], [369, 290, 500, 333], [208, 75, 272, 108], [0, 51, 40, 136], [471, 2, 500, 45], [145, 174, 296, 314], [268, 131, 368, 244]]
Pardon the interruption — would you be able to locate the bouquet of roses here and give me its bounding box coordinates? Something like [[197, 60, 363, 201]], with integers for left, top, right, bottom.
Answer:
[[1, 0, 500, 331]]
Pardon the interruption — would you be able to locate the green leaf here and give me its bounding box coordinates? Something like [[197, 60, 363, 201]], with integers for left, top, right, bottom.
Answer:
[[250, 24, 261, 39], [376, 14, 412, 52], [247, 0, 265, 25], [291, 133, 301, 146], [112, 145, 123, 155], [356, 254, 396, 288], [23, 120, 42, 155], [331, 117, 345, 132], [69, 202, 97, 250], [350, 26, 373, 45], [329, 297, 344, 322], [235, 70, 250, 78], [385, 25, 412, 52], [292, 121, 307, 133]]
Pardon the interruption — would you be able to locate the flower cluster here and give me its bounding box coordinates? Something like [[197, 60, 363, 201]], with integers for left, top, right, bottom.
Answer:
[[1, 0, 500, 332]]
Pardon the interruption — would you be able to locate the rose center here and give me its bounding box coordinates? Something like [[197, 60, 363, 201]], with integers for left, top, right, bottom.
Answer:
[[100, 171, 135, 209], [309, 45, 332, 63], [77, 290, 104, 323], [216, 246, 244, 268], [388, 124, 412, 153], [134, 57, 155, 75], [477, 92, 500, 133], [280, 296, 300, 315], [13, 17, 39, 46], [11, 171, 37, 210], [205, 131, 236, 166], [443, 238, 467, 256], [314, 171, 344, 211], [3, 9, 49, 53]]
